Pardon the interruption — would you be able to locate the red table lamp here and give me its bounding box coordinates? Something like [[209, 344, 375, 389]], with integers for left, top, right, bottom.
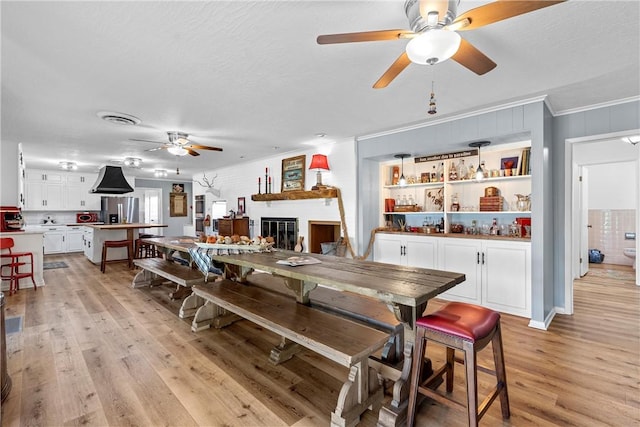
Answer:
[[309, 154, 330, 190]]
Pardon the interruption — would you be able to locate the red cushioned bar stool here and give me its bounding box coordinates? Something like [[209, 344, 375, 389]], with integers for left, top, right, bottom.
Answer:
[[407, 302, 510, 427]]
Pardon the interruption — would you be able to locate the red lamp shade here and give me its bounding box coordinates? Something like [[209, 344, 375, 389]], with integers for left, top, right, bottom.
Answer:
[[309, 154, 330, 171], [309, 154, 330, 189]]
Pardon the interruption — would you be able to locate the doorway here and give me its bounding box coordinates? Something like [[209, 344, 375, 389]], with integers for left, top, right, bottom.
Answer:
[[565, 131, 640, 314], [136, 188, 163, 236]]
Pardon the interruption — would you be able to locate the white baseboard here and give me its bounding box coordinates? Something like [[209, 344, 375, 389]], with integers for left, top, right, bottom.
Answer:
[[528, 307, 557, 330]]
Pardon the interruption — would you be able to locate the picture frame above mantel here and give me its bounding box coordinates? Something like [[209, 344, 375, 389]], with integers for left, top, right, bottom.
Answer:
[[281, 154, 306, 192]]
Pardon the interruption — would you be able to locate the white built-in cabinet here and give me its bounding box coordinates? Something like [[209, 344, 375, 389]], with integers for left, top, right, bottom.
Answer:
[[374, 233, 531, 318], [24, 169, 101, 211], [374, 233, 438, 269]]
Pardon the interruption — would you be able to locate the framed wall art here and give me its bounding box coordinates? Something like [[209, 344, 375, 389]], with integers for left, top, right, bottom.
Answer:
[[281, 154, 306, 192], [170, 192, 188, 217], [237, 197, 246, 216]]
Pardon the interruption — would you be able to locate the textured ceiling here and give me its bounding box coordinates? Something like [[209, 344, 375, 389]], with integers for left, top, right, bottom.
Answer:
[[2, 1, 639, 179]]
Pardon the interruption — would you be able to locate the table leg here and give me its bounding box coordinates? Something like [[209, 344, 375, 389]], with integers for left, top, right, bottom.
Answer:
[[377, 301, 429, 427], [332, 358, 384, 427]]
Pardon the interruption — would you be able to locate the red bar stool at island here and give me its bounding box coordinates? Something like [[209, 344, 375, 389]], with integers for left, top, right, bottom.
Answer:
[[101, 240, 133, 273], [407, 302, 510, 426], [0, 237, 36, 295]]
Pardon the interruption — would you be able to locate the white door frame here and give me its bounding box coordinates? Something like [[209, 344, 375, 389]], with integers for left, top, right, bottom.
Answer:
[[564, 130, 640, 314]]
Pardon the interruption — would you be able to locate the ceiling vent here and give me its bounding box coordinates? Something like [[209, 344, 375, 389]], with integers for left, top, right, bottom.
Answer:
[[97, 111, 141, 126]]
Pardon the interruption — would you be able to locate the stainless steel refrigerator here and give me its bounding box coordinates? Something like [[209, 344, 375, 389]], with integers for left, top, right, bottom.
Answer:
[[101, 196, 139, 224]]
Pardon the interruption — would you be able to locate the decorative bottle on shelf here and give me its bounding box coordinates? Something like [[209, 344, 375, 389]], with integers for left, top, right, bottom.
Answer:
[[490, 218, 499, 235], [437, 162, 445, 182], [458, 159, 468, 180], [451, 193, 460, 212], [401, 195, 408, 206], [448, 161, 458, 181], [430, 165, 437, 182]]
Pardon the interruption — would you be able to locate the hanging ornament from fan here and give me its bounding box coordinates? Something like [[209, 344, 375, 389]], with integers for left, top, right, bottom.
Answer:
[[428, 81, 437, 115]]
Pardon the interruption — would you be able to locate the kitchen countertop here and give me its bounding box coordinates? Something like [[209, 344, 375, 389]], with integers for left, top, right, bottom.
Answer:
[[85, 223, 167, 230], [377, 229, 531, 242], [0, 230, 45, 235]]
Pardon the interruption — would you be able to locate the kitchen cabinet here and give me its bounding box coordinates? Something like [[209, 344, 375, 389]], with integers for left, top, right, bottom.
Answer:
[[439, 237, 531, 317], [42, 226, 65, 254], [218, 217, 250, 237], [374, 232, 438, 269], [65, 174, 101, 210], [24, 169, 99, 211], [65, 226, 84, 252], [42, 225, 86, 254], [24, 170, 65, 210]]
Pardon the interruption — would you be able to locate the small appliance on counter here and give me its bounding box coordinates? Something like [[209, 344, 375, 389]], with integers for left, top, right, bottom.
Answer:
[[76, 212, 100, 223], [0, 206, 25, 232]]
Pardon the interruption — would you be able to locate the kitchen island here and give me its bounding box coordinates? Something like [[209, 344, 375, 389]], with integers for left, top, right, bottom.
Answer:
[[83, 223, 167, 265], [0, 230, 45, 291]]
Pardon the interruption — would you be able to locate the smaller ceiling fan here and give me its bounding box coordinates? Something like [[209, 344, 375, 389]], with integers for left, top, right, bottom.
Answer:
[[317, 0, 565, 88], [131, 131, 223, 156]]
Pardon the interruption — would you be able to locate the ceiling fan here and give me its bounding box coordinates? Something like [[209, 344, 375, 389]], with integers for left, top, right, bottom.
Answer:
[[317, 0, 565, 88], [131, 131, 223, 156]]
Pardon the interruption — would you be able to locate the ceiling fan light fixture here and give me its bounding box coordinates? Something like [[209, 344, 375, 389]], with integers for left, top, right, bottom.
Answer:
[[167, 146, 188, 156], [59, 161, 78, 171], [405, 29, 461, 65], [123, 157, 142, 168]]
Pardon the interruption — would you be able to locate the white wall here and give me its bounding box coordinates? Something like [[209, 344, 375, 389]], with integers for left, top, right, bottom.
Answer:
[[587, 162, 637, 209], [192, 138, 357, 253]]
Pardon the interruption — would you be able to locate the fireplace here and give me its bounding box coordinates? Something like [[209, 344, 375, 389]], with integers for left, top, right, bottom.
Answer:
[[261, 217, 298, 250]]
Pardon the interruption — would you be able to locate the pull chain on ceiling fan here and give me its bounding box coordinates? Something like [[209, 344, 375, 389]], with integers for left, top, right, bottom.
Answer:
[[317, 0, 566, 88]]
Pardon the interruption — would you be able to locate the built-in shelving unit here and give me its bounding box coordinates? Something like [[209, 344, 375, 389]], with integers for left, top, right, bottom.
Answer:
[[251, 188, 337, 202], [381, 141, 532, 234]]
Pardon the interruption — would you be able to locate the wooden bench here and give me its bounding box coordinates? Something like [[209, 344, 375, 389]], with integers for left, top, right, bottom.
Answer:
[[131, 258, 212, 299], [190, 278, 389, 427]]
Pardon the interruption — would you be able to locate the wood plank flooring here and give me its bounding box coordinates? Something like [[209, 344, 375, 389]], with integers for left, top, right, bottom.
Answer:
[[2, 255, 639, 426]]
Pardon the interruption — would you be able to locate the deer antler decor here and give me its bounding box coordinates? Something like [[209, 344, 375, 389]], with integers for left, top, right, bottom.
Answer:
[[194, 173, 221, 197]]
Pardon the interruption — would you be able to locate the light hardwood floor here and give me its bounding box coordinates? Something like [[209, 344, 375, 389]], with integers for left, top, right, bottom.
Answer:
[[2, 255, 639, 426]]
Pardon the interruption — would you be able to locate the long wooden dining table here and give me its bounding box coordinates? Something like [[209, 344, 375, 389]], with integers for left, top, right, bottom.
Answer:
[[140, 236, 465, 426]]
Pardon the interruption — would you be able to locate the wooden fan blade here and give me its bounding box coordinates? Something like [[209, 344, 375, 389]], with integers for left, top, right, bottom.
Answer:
[[373, 52, 412, 89], [451, 0, 566, 31], [187, 144, 223, 152], [186, 148, 200, 157], [317, 29, 414, 44], [451, 38, 497, 75]]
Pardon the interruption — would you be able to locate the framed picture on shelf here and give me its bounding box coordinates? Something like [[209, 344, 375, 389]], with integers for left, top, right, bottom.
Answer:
[[237, 197, 246, 216], [281, 154, 305, 192], [500, 157, 518, 170]]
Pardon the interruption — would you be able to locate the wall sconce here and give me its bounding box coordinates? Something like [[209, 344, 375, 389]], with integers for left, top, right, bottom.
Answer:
[[309, 154, 330, 190], [123, 157, 142, 168], [154, 169, 168, 178], [59, 161, 78, 170], [394, 153, 410, 187], [168, 146, 188, 156], [469, 141, 491, 181]]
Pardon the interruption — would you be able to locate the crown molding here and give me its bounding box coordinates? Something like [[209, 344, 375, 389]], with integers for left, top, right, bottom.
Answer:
[[552, 96, 640, 116], [358, 95, 548, 141]]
